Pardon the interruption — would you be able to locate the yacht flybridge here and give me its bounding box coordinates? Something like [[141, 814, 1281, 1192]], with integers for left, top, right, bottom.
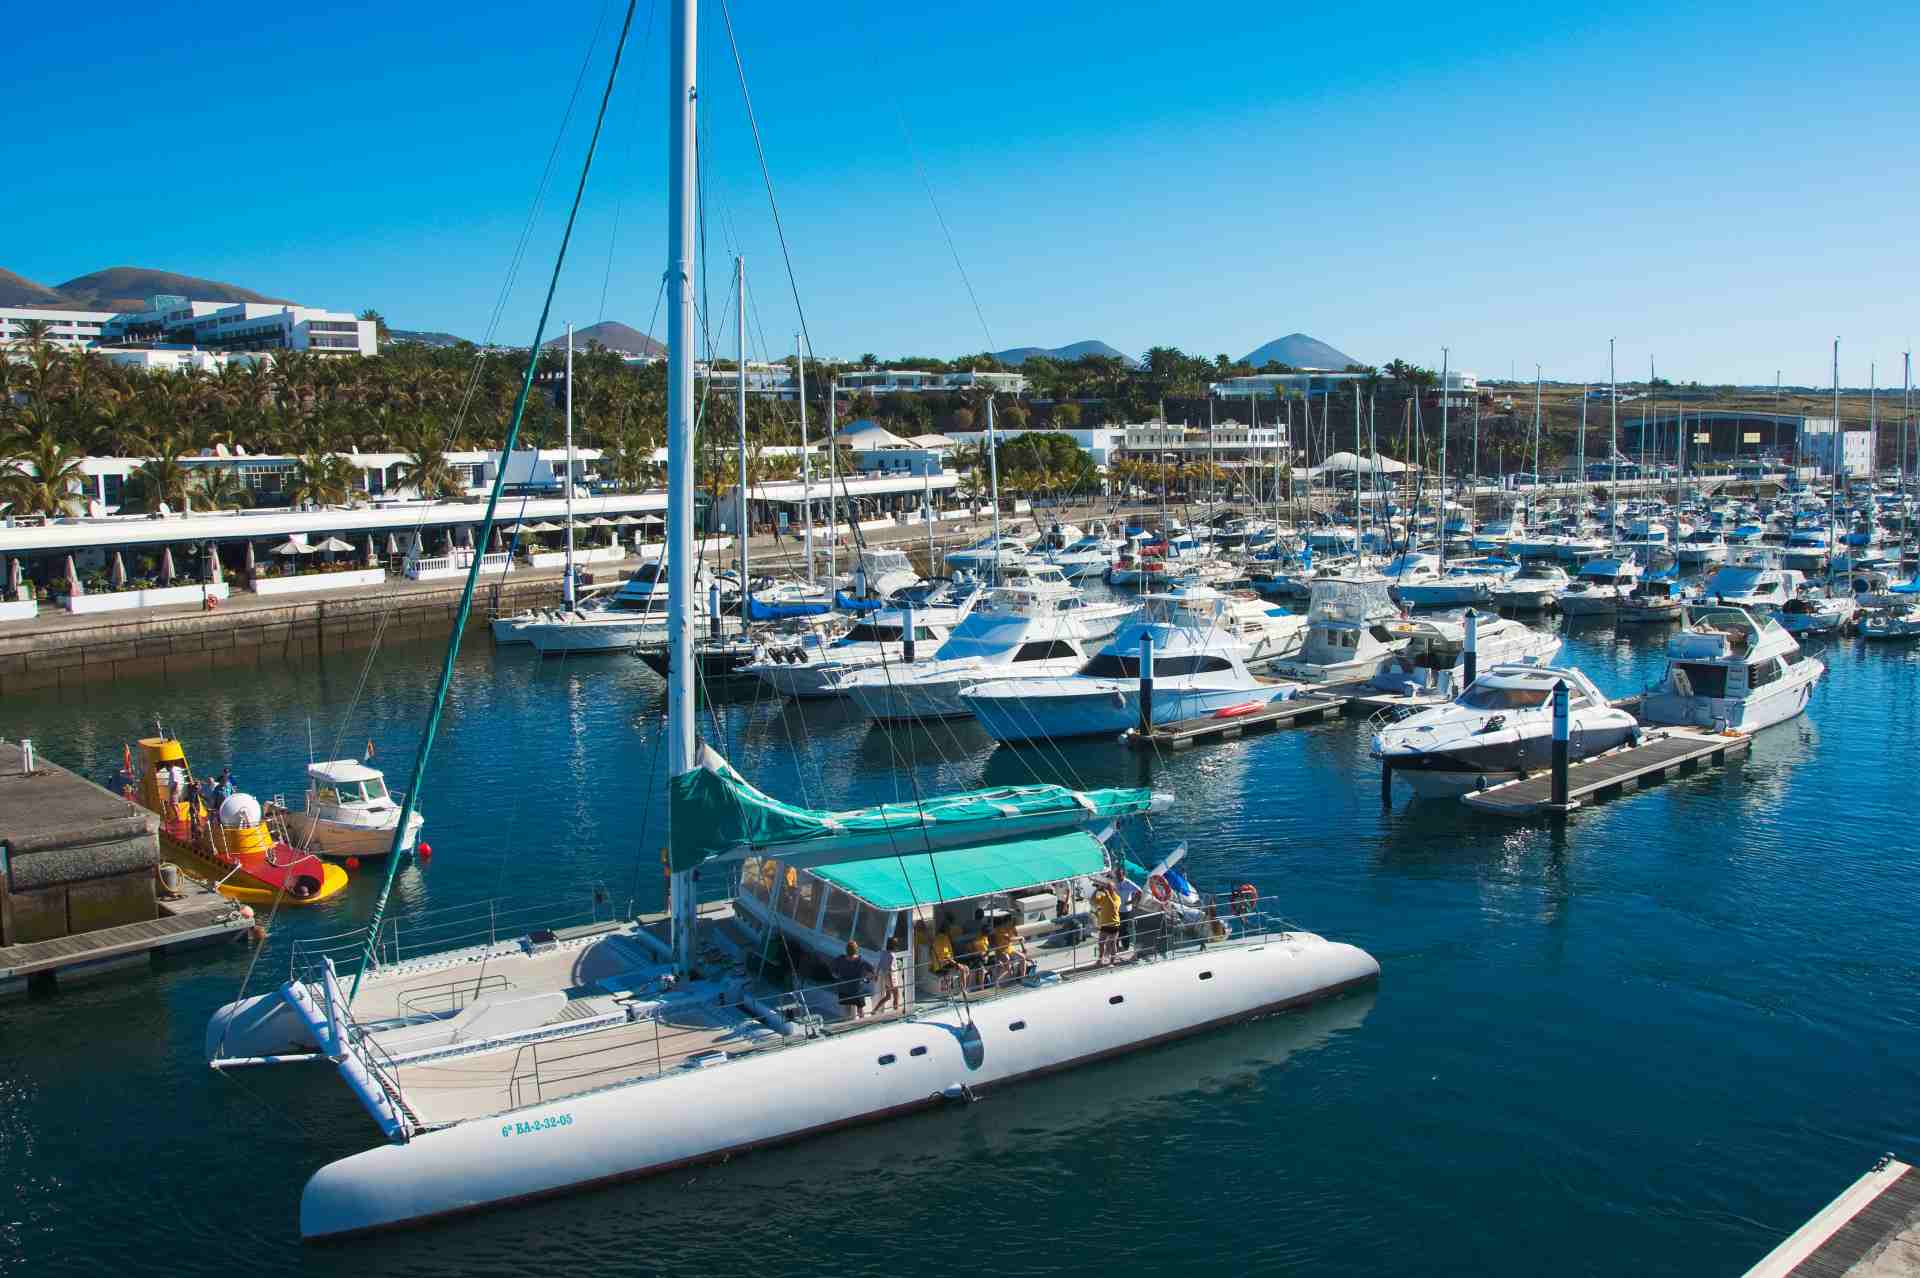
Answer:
[[201, 1, 1379, 1239]]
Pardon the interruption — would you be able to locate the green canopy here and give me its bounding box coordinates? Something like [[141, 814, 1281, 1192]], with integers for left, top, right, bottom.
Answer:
[[811, 830, 1110, 911], [668, 747, 1155, 872]]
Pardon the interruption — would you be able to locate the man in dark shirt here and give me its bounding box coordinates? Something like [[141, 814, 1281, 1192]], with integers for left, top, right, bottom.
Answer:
[[829, 942, 875, 1019]]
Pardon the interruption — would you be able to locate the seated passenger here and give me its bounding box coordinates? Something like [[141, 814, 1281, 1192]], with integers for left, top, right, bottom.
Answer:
[[960, 927, 991, 989], [991, 919, 1031, 983]]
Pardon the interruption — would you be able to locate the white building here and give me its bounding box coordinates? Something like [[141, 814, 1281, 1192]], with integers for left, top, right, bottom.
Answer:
[[0, 307, 116, 350], [695, 361, 796, 398], [95, 346, 258, 375], [1209, 371, 1365, 400], [1798, 419, 1873, 478], [835, 369, 1029, 395], [1119, 421, 1289, 466], [100, 295, 377, 356]]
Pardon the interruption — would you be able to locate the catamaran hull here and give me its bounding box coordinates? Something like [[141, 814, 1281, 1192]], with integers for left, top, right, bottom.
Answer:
[[523, 622, 665, 655], [297, 937, 1379, 1240]]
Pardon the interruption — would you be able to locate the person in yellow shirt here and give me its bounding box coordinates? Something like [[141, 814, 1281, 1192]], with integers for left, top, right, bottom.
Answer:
[[991, 919, 1030, 984], [929, 923, 959, 994], [963, 928, 991, 990], [1091, 876, 1124, 966]]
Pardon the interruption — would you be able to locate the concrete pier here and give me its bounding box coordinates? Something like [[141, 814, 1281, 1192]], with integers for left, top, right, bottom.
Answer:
[[1745, 1156, 1920, 1277], [0, 740, 250, 995]]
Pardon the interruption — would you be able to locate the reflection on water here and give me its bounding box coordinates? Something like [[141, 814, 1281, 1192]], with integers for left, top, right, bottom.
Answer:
[[2, 599, 1919, 1275]]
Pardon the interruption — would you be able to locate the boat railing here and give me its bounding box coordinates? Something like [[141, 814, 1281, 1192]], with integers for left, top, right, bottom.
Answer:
[[396, 972, 517, 1019], [285, 890, 618, 982]]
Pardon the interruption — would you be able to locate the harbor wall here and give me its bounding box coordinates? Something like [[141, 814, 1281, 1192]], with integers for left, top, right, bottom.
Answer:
[[0, 574, 567, 696], [0, 741, 161, 946]]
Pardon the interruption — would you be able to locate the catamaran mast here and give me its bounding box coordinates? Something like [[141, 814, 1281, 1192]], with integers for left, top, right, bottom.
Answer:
[[736, 256, 750, 610], [827, 375, 838, 579], [986, 395, 1001, 584], [797, 332, 812, 586], [564, 322, 577, 608], [665, 0, 699, 975], [1608, 339, 1618, 551], [1439, 347, 1449, 570]]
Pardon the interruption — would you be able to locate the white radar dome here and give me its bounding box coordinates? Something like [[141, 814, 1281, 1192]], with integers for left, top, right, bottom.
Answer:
[[219, 793, 263, 827]]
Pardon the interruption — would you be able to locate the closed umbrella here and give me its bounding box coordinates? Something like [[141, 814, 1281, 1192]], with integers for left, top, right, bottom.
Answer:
[[6, 557, 21, 601], [159, 546, 177, 584], [385, 532, 400, 558], [110, 551, 127, 590], [203, 542, 218, 583], [243, 540, 257, 581], [364, 534, 378, 568], [409, 530, 425, 557], [66, 554, 83, 598]]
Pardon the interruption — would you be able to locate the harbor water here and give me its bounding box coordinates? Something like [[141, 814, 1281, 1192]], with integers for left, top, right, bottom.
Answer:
[[3, 603, 1917, 1275]]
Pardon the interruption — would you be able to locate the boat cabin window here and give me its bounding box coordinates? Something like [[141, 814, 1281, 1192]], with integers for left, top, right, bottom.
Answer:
[[739, 857, 780, 904], [323, 780, 384, 803], [776, 870, 822, 924], [1458, 684, 1552, 710], [1080, 652, 1230, 677], [1014, 640, 1078, 662], [1673, 662, 1729, 698], [854, 904, 891, 952], [820, 887, 858, 940], [1783, 648, 1808, 666], [1748, 658, 1783, 688]]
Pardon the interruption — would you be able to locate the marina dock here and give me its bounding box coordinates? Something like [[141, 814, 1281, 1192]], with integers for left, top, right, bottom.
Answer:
[[1459, 727, 1752, 816], [0, 740, 250, 995], [1124, 692, 1352, 749], [1744, 1156, 1920, 1277]]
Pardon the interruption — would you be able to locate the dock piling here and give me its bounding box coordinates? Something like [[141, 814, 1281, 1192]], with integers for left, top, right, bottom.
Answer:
[[1463, 608, 1478, 686], [1550, 679, 1570, 808], [903, 602, 916, 664], [1138, 632, 1154, 735]]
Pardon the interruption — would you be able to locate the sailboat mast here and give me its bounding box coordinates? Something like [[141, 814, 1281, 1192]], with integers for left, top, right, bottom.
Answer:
[[564, 322, 576, 607], [736, 256, 749, 603], [1530, 364, 1542, 533], [827, 376, 838, 580], [1833, 338, 1841, 482], [797, 332, 812, 586], [986, 396, 1001, 584], [1353, 376, 1363, 559], [1438, 348, 1449, 569], [665, 0, 699, 974], [1608, 339, 1618, 550]]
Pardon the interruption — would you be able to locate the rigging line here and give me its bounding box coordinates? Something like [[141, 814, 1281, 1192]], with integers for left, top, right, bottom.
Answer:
[[598, 0, 662, 325], [349, 0, 644, 1002], [892, 100, 995, 352], [715, 0, 820, 363]]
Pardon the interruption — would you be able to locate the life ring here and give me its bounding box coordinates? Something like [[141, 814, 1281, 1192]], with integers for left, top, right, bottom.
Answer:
[[1229, 883, 1258, 916], [1147, 874, 1171, 903]]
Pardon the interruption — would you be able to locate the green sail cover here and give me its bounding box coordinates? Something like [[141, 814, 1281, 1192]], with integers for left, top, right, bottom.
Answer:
[[667, 747, 1153, 871], [812, 830, 1109, 910]]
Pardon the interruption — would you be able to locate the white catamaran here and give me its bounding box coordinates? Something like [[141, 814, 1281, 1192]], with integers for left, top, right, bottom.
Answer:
[[202, 7, 1377, 1241]]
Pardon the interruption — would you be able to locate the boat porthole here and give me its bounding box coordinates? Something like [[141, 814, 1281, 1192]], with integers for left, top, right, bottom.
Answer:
[[1009, 1020, 1026, 1032], [878, 1054, 896, 1066], [910, 1046, 928, 1057], [1198, 971, 1213, 981], [1108, 995, 1125, 1006]]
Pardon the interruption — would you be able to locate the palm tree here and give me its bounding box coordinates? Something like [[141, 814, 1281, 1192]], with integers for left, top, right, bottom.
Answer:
[[394, 420, 461, 500], [285, 452, 356, 507], [1, 424, 89, 515], [119, 440, 194, 513], [193, 467, 253, 511]]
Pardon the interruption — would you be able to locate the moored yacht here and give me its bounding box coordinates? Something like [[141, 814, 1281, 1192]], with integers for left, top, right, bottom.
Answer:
[[1487, 562, 1569, 612], [960, 590, 1301, 742], [1370, 663, 1638, 797], [1700, 555, 1804, 609], [1555, 556, 1644, 616], [281, 760, 424, 859], [1269, 574, 1411, 684], [1364, 614, 1561, 697], [743, 586, 980, 699], [836, 584, 1106, 722], [1638, 604, 1823, 731]]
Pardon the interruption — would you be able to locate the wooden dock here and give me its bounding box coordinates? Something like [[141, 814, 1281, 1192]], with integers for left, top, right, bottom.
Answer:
[[1744, 1156, 1920, 1277], [1459, 728, 1752, 816], [0, 879, 251, 995], [1124, 692, 1352, 750]]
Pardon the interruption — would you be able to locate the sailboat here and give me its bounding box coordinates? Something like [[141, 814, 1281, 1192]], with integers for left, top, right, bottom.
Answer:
[[492, 323, 587, 644], [199, 10, 1382, 1238]]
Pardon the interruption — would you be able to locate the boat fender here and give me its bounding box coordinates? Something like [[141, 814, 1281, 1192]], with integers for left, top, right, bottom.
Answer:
[[418, 842, 432, 861], [938, 1083, 978, 1104], [1229, 883, 1258, 916], [1111, 690, 1127, 708]]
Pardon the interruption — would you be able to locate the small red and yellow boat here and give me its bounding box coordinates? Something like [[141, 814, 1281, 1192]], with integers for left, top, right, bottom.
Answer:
[[129, 737, 349, 906]]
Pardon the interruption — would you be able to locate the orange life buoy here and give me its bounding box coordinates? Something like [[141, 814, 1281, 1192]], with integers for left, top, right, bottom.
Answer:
[[1147, 874, 1172, 903], [1230, 883, 1258, 916]]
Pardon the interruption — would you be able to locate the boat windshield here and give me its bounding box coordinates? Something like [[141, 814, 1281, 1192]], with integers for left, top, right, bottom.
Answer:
[[1457, 684, 1553, 710]]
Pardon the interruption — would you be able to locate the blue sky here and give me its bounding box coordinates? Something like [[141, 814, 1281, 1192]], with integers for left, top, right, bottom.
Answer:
[[6, 0, 1917, 386]]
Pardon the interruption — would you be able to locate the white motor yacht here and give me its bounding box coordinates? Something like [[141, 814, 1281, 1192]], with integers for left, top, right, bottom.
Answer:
[[1364, 615, 1561, 698], [1046, 523, 1124, 580], [1269, 574, 1411, 684], [280, 760, 424, 859], [1773, 586, 1858, 636], [519, 560, 734, 655], [1487, 562, 1570, 612], [1393, 558, 1519, 609], [837, 584, 1111, 722], [1638, 604, 1824, 731], [1699, 555, 1804, 610], [1370, 663, 1638, 798], [1675, 528, 1729, 568], [1555, 556, 1644, 616], [960, 589, 1301, 743], [943, 534, 1031, 576], [743, 587, 980, 698]]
